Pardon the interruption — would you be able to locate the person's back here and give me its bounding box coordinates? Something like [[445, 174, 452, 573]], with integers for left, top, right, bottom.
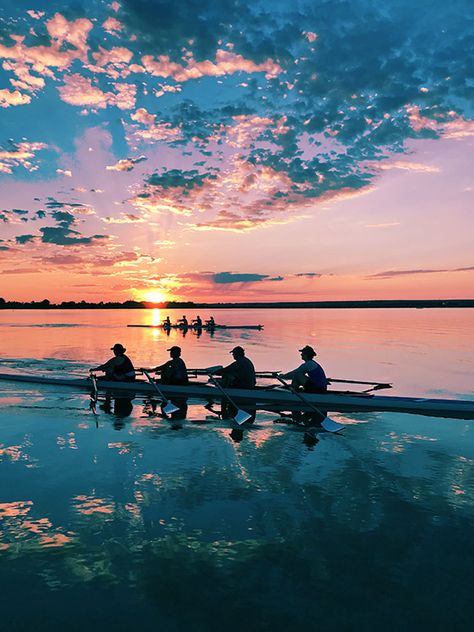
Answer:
[[231, 355, 256, 388], [213, 346, 255, 388], [92, 343, 136, 382], [161, 356, 189, 385]]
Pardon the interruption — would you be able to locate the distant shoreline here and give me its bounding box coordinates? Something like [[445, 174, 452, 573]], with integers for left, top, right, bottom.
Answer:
[[1, 299, 473, 309]]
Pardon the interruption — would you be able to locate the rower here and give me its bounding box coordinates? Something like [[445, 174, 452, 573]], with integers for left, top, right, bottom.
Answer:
[[145, 346, 189, 385], [205, 316, 215, 328], [162, 316, 171, 328], [279, 345, 328, 393], [211, 346, 256, 422], [177, 315, 189, 328], [192, 315, 203, 328], [212, 346, 256, 388], [91, 343, 136, 382], [144, 346, 188, 419]]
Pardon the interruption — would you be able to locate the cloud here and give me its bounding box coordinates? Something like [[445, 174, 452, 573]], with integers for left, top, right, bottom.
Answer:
[[106, 155, 147, 171], [15, 234, 36, 244], [0, 88, 31, 108], [39, 226, 108, 246], [368, 266, 474, 279], [295, 272, 321, 278], [0, 141, 48, 172], [212, 272, 275, 284]]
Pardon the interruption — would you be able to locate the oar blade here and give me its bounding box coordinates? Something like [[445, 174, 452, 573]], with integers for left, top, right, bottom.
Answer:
[[163, 401, 180, 415], [321, 417, 345, 433], [234, 409, 252, 425]]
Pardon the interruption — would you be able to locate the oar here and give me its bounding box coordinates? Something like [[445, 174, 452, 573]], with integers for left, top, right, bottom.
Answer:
[[206, 374, 252, 425], [275, 375, 344, 433], [255, 371, 391, 390], [327, 377, 392, 390], [141, 369, 180, 415], [187, 365, 223, 376]]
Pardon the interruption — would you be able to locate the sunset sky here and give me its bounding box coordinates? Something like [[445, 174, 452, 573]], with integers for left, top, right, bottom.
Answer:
[[0, 0, 473, 303]]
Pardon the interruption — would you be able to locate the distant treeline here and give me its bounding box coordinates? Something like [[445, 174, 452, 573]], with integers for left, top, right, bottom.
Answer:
[[1, 298, 473, 309]]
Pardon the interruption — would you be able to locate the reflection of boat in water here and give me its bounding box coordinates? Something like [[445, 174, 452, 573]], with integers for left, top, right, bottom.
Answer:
[[1, 372, 473, 419], [127, 323, 264, 330]]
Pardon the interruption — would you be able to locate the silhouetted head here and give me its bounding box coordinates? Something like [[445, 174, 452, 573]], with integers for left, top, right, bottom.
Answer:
[[111, 343, 126, 355], [167, 345, 181, 358], [299, 345, 316, 360], [230, 346, 245, 358]]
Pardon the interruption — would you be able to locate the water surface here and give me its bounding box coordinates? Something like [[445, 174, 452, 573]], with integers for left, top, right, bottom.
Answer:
[[0, 308, 473, 630]]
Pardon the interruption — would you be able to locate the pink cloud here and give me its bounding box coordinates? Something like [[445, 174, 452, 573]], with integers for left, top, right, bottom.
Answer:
[[102, 17, 124, 35], [46, 13, 92, 57], [367, 160, 440, 173], [0, 141, 48, 171], [131, 107, 155, 125], [58, 74, 110, 108], [111, 82, 136, 109], [0, 87, 31, 107], [141, 49, 282, 83], [91, 46, 133, 66]]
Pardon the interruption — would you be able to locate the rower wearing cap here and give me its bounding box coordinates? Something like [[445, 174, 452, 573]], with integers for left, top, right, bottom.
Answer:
[[280, 345, 328, 393], [92, 343, 136, 382], [146, 346, 189, 385], [212, 346, 256, 388]]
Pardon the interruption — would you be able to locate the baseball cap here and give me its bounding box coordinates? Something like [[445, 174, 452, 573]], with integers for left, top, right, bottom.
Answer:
[[299, 345, 316, 356], [111, 343, 126, 353]]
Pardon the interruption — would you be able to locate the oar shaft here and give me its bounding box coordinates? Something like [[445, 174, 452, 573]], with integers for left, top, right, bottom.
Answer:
[[141, 369, 168, 400], [327, 377, 391, 387], [207, 375, 252, 424]]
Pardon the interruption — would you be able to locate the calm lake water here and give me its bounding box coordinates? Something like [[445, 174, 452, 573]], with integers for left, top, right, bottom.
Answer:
[[1, 308, 473, 630]]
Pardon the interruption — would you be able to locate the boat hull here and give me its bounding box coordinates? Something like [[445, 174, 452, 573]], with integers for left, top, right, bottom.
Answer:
[[1, 373, 473, 419]]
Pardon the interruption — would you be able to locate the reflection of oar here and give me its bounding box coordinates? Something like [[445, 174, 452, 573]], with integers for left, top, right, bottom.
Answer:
[[275, 375, 344, 433], [207, 374, 252, 425], [141, 369, 180, 415], [89, 370, 98, 414]]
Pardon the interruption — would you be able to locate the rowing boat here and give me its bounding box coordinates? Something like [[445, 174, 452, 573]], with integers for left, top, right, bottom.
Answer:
[[1, 372, 473, 419], [127, 324, 264, 330]]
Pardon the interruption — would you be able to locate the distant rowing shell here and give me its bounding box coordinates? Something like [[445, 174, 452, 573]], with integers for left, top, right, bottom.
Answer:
[[127, 324, 264, 330]]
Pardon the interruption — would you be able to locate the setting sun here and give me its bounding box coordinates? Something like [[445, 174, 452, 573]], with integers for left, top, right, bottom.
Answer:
[[142, 289, 167, 304]]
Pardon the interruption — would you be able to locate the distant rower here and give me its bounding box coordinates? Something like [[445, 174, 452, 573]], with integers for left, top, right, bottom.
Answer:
[[280, 345, 328, 393], [178, 315, 189, 328], [92, 343, 136, 382], [163, 316, 171, 327], [192, 315, 203, 328], [206, 316, 216, 328]]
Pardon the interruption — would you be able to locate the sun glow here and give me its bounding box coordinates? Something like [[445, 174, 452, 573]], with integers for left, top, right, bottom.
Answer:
[[142, 289, 167, 304]]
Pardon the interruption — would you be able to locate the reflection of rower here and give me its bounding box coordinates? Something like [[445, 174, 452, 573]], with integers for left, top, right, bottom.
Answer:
[[205, 316, 215, 329], [177, 315, 189, 328], [162, 316, 171, 328], [192, 315, 203, 328]]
